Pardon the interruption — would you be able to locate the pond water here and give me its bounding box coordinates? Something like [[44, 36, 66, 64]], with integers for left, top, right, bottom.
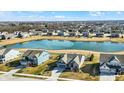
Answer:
[[4, 39, 124, 52]]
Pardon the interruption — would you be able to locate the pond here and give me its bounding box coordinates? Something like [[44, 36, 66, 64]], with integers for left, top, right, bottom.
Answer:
[[4, 39, 124, 52]]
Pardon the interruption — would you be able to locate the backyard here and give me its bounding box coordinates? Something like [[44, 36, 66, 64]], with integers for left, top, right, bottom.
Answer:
[[16, 54, 60, 76]]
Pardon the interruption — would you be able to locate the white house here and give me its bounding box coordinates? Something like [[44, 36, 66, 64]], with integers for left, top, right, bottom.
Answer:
[[52, 30, 58, 36], [20, 50, 50, 67], [22, 33, 30, 38], [63, 31, 69, 37], [0, 49, 21, 63]]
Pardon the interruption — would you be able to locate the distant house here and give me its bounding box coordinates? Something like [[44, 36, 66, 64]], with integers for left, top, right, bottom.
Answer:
[[100, 54, 124, 75], [0, 34, 6, 40], [47, 32, 52, 36], [75, 31, 80, 37], [57, 30, 64, 36], [63, 31, 69, 37], [110, 33, 121, 38], [0, 49, 21, 63], [20, 50, 50, 67], [41, 31, 48, 36], [57, 54, 85, 71], [82, 32, 89, 37], [21, 33, 30, 38], [95, 32, 104, 37], [52, 30, 58, 36], [69, 32, 75, 37]]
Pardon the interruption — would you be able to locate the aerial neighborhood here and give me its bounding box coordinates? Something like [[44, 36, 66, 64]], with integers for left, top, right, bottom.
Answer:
[[0, 21, 124, 40], [0, 21, 124, 81]]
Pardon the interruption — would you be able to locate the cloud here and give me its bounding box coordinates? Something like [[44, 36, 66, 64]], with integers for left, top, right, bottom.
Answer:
[[54, 15, 65, 18], [89, 11, 104, 16], [116, 11, 123, 14]]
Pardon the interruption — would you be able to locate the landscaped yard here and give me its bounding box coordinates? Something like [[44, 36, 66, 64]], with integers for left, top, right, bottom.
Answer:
[[116, 75, 124, 81], [0, 57, 22, 72], [59, 69, 99, 81], [17, 54, 60, 76]]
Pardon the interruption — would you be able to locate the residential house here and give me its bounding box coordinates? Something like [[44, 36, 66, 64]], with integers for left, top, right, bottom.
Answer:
[[95, 32, 104, 37], [69, 32, 76, 37], [41, 30, 48, 36], [74, 30, 80, 37], [100, 54, 124, 75], [0, 34, 6, 40], [57, 54, 85, 71], [52, 30, 58, 36], [63, 30, 69, 37], [0, 49, 21, 63], [47, 32, 53, 36], [57, 30, 64, 36], [21, 32, 30, 38], [82, 32, 89, 37], [20, 50, 50, 67], [110, 33, 121, 38]]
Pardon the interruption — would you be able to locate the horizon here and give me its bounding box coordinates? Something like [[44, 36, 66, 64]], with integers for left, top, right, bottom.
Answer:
[[1, 20, 124, 22], [0, 11, 124, 21]]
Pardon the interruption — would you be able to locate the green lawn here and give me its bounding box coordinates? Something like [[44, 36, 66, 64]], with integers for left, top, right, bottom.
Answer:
[[17, 54, 60, 76]]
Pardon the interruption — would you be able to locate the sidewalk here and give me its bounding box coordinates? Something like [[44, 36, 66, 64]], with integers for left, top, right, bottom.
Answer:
[[100, 75, 116, 81]]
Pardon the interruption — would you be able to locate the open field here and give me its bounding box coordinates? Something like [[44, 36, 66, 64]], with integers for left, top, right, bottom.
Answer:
[[1, 36, 124, 47], [17, 54, 59, 76]]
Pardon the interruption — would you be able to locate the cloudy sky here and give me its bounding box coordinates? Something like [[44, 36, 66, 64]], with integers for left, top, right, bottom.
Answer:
[[0, 11, 124, 21]]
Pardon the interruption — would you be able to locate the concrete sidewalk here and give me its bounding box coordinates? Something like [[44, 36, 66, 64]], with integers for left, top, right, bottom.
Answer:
[[100, 75, 116, 81]]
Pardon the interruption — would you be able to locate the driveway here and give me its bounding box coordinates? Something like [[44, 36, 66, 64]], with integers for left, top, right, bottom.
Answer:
[[0, 66, 42, 81], [46, 67, 65, 81]]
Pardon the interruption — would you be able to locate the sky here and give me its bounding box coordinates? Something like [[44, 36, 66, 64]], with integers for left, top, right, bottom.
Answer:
[[0, 11, 124, 21]]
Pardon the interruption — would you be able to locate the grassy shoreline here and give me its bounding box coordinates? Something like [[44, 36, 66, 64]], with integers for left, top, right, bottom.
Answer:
[[1, 36, 124, 47]]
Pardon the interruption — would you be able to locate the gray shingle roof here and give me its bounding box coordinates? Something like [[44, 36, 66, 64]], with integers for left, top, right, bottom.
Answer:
[[23, 50, 43, 57], [100, 54, 124, 65], [2, 48, 11, 56], [66, 54, 77, 63], [61, 54, 83, 64]]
